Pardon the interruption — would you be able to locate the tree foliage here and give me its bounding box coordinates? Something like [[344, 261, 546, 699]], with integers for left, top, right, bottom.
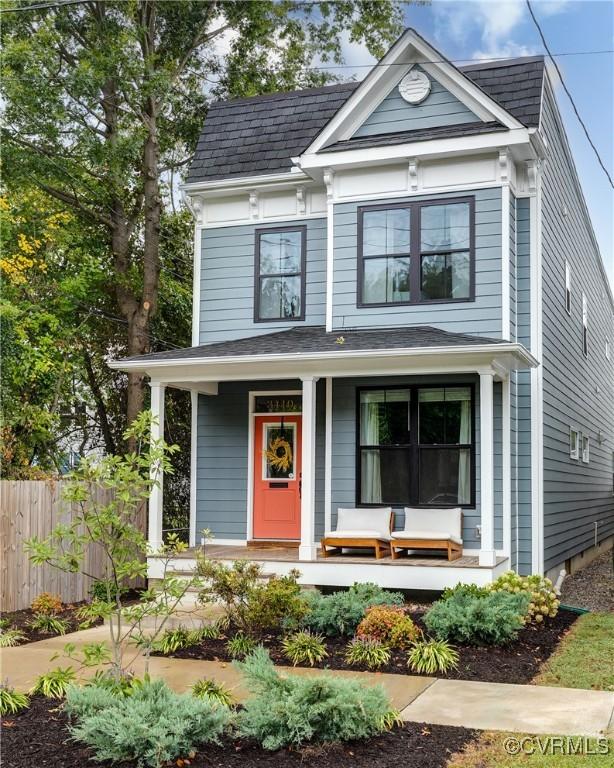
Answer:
[[1, 0, 402, 501]]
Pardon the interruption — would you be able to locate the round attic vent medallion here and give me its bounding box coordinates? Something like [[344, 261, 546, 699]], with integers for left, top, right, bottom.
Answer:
[[398, 70, 431, 104]]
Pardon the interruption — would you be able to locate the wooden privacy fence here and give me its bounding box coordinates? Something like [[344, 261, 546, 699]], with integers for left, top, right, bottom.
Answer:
[[1, 480, 146, 612]]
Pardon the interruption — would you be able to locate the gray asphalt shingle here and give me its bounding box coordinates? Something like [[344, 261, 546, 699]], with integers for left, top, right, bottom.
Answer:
[[119, 325, 505, 364], [186, 55, 544, 184]]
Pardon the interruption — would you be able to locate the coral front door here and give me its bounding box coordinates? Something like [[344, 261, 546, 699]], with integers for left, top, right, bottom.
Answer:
[[253, 415, 301, 540]]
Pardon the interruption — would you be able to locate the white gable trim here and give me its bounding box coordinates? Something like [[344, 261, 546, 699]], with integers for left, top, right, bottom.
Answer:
[[304, 29, 523, 156]]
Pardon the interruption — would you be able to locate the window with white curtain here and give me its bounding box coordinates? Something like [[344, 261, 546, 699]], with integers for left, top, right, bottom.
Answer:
[[357, 385, 474, 507], [565, 261, 571, 314]]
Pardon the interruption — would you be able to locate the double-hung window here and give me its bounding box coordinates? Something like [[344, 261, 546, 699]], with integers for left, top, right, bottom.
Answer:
[[358, 198, 474, 306], [255, 226, 306, 322], [357, 385, 474, 507], [564, 261, 572, 314]]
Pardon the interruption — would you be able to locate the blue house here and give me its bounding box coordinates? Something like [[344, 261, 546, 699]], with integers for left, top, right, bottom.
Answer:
[[113, 29, 614, 590]]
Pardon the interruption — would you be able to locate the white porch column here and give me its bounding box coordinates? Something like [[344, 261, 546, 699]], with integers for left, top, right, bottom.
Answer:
[[324, 377, 333, 535], [299, 376, 318, 561], [479, 371, 496, 567], [189, 390, 198, 547], [149, 382, 166, 552]]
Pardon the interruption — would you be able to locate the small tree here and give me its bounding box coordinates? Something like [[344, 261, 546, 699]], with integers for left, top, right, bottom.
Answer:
[[25, 411, 201, 681]]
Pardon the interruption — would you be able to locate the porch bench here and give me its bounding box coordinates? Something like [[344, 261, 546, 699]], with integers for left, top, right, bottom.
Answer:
[[390, 507, 463, 561], [321, 507, 393, 559]]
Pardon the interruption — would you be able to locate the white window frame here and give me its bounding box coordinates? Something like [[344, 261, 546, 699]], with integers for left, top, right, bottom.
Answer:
[[582, 292, 588, 357], [564, 260, 571, 315], [581, 433, 590, 464], [569, 428, 579, 460], [606, 339, 611, 361]]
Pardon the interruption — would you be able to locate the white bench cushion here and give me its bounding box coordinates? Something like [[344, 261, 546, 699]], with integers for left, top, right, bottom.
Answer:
[[391, 530, 462, 545], [328, 507, 392, 539], [325, 529, 391, 540], [401, 507, 462, 540]]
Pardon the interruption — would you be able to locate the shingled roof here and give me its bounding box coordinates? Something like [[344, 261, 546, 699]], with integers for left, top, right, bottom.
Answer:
[[186, 55, 544, 184], [118, 325, 504, 364]]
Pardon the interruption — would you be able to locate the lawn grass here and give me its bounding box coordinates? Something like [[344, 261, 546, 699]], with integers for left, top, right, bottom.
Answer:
[[534, 613, 614, 691], [449, 732, 614, 768], [447, 613, 614, 766]]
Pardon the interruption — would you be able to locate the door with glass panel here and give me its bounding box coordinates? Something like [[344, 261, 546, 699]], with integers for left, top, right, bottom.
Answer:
[[253, 415, 302, 540]]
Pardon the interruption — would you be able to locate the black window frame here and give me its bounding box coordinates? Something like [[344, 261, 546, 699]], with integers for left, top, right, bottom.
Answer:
[[357, 196, 476, 308], [355, 383, 476, 509], [254, 225, 307, 323]]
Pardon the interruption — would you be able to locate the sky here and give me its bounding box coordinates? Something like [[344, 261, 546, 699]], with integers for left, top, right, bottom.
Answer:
[[338, 0, 614, 287]]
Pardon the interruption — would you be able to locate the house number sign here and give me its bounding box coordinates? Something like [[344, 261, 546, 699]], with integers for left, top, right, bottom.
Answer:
[[254, 396, 302, 413]]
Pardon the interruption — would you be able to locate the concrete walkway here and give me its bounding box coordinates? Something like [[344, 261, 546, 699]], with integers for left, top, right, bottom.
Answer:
[[3, 626, 614, 738]]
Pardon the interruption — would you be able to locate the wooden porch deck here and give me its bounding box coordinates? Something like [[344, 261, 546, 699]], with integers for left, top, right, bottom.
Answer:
[[180, 544, 506, 569]]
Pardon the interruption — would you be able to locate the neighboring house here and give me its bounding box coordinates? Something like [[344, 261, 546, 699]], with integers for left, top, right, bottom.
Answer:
[[112, 29, 614, 589]]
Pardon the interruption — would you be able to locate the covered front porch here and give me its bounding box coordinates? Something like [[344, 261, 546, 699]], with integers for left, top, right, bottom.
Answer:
[[111, 325, 537, 590]]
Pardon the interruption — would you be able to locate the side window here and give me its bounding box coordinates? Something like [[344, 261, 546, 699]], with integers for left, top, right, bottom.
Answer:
[[255, 227, 305, 322], [569, 428, 579, 460], [581, 433, 590, 464], [582, 293, 588, 357], [564, 261, 571, 314]]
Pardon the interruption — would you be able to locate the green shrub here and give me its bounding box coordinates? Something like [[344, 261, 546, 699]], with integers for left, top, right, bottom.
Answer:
[[191, 678, 234, 707], [302, 583, 404, 637], [356, 605, 419, 649], [441, 582, 490, 601], [407, 639, 459, 674], [28, 613, 68, 635], [65, 679, 230, 768], [155, 626, 191, 654], [281, 630, 327, 666], [31, 666, 77, 698], [31, 592, 63, 615], [345, 637, 391, 669], [0, 685, 30, 715], [191, 622, 222, 641], [85, 670, 144, 697], [89, 578, 127, 603], [489, 571, 559, 624], [424, 590, 529, 646], [197, 558, 262, 630], [243, 571, 308, 633], [226, 632, 257, 659], [235, 647, 397, 750], [0, 626, 26, 647]]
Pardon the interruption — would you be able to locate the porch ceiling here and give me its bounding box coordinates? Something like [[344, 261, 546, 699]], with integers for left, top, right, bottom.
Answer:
[[109, 325, 537, 384]]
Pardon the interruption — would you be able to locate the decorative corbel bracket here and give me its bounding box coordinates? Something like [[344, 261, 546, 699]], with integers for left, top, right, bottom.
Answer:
[[323, 167, 335, 201], [296, 185, 306, 216], [249, 189, 259, 219], [498, 148, 510, 185], [408, 158, 419, 191]]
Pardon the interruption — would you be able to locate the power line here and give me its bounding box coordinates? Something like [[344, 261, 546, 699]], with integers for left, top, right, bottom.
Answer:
[[526, 0, 614, 189], [0, 0, 88, 13]]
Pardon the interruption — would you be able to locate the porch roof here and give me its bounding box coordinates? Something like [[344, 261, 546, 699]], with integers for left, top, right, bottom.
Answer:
[[110, 325, 537, 385]]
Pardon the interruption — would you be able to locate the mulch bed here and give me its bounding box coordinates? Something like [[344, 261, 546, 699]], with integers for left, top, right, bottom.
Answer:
[[1, 695, 478, 768], [159, 609, 578, 685], [559, 550, 614, 612], [3, 591, 142, 645]]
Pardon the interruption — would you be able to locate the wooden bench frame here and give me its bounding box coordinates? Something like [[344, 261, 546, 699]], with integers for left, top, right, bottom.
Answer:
[[390, 538, 462, 561], [320, 510, 393, 560]]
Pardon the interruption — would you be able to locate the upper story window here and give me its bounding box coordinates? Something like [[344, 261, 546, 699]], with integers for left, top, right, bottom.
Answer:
[[358, 198, 474, 307], [255, 226, 306, 322], [564, 261, 571, 314], [582, 292, 588, 356]]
